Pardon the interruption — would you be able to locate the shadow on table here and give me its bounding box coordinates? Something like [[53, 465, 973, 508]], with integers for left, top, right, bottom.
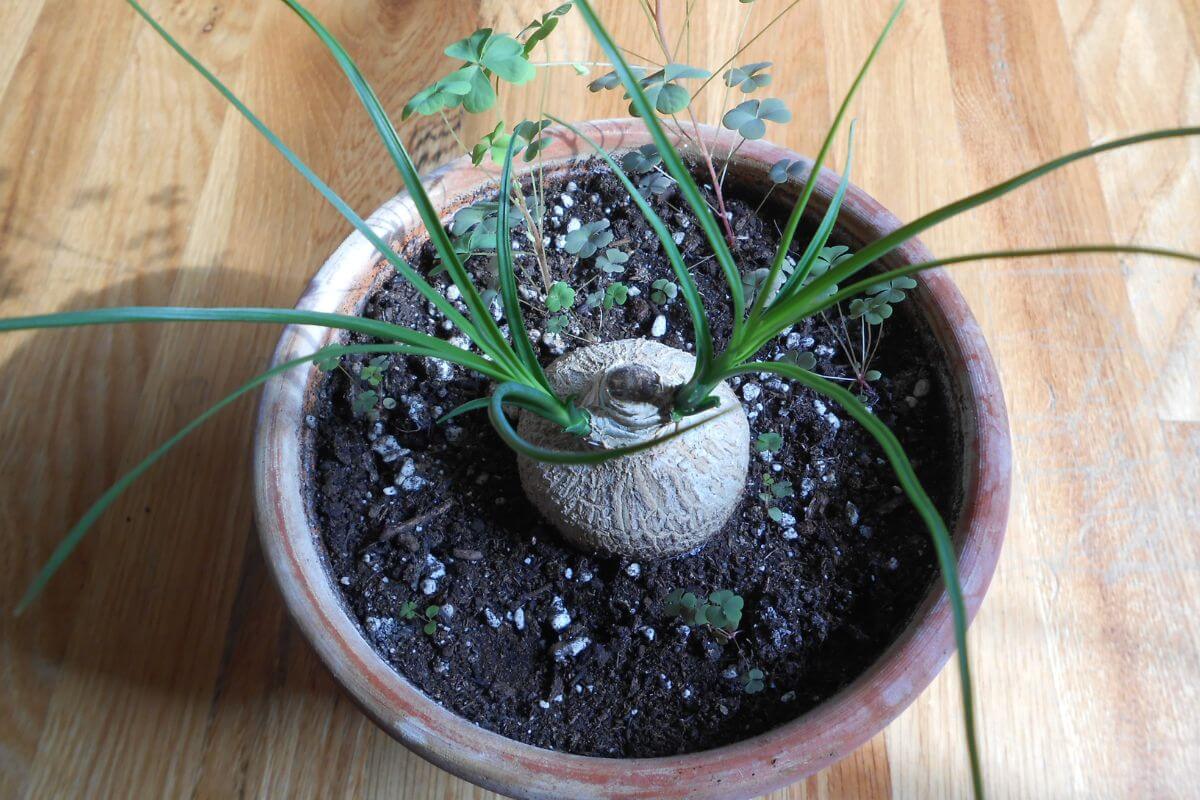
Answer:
[[1, 265, 346, 718]]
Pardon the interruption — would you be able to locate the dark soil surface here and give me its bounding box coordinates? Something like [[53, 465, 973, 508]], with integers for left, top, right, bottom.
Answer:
[[307, 161, 961, 757]]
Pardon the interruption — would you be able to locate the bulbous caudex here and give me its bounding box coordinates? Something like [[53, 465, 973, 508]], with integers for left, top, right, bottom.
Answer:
[[517, 339, 750, 559]]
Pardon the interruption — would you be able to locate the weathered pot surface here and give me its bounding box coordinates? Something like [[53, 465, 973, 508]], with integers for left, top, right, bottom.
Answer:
[[253, 118, 1011, 800]]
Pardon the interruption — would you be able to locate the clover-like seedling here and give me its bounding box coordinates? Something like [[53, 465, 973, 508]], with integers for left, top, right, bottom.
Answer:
[[635, 64, 710, 115], [602, 281, 629, 310], [471, 122, 511, 166], [546, 280, 576, 313], [741, 667, 765, 694], [360, 355, 388, 387], [721, 98, 791, 140], [517, 3, 572, 55], [587, 65, 648, 92], [665, 588, 699, 617], [742, 255, 797, 305], [512, 118, 552, 160], [768, 157, 807, 185], [850, 276, 918, 325], [705, 590, 744, 631], [779, 349, 817, 371], [446, 30, 535, 83], [723, 61, 772, 93], [650, 279, 678, 305], [620, 143, 662, 174], [471, 119, 550, 166], [758, 475, 794, 503], [545, 314, 570, 333], [564, 219, 613, 259], [399, 601, 418, 620], [423, 605, 440, 635], [403, 73, 474, 119], [755, 432, 783, 453], [637, 172, 674, 196], [449, 199, 520, 253], [596, 247, 629, 275], [353, 389, 379, 416], [665, 587, 743, 633], [403, 28, 536, 119], [849, 295, 895, 325]]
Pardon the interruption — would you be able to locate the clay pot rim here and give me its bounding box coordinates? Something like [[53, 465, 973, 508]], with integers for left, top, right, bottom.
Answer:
[[253, 118, 1011, 800]]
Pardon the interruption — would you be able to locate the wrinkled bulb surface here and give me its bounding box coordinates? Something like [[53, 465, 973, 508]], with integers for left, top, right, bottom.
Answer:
[[517, 339, 750, 559]]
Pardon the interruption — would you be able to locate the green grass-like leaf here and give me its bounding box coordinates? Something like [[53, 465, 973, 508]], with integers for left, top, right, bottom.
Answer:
[[122, 0, 483, 351], [745, 0, 904, 329], [276, 0, 530, 383], [546, 115, 715, 376], [806, 244, 1200, 318], [768, 120, 858, 310], [496, 134, 554, 393], [573, 0, 746, 342], [486, 381, 731, 465], [789, 127, 1200, 320], [745, 127, 1200, 360], [13, 342, 424, 614], [721, 359, 982, 798], [0, 306, 505, 379]]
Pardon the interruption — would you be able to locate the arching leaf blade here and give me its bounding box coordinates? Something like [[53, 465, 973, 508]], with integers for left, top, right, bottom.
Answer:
[[14, 342, 424, 614], [720, 360, 983, 799]]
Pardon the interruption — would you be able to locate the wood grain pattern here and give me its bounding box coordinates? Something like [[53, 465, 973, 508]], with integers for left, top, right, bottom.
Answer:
[[0, 1, 1195, 797]]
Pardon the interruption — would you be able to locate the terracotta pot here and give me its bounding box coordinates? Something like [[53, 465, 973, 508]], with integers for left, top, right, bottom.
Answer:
[[254, 118, 1011, 799]]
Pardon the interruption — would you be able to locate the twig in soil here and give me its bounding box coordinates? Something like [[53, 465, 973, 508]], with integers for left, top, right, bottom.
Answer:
[[379, 503, 453, 543]]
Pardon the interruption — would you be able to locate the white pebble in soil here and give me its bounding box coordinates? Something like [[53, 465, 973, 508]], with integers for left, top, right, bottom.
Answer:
[[650, 314, 667, 338], [566, 217, 581, 233], [773, 511, 797, 527], [372, 435, 408, 463], [541, 331, 566, 355], [549, 596, 572, 631], [741, 383, 761, 402], [552, 636, 590, 662], [424, 554, 446, 580], [483, 608, 502, 629], [625, 562, 641, 578], [420, 578, 438, 596]]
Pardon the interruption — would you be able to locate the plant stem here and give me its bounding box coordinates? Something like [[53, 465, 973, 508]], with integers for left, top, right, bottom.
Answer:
[[512, 189, 552, 292], [651, 0, 736, 247]]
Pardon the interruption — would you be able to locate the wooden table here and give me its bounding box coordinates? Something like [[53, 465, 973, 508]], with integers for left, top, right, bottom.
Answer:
[[2, 1, 1197, 797]]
